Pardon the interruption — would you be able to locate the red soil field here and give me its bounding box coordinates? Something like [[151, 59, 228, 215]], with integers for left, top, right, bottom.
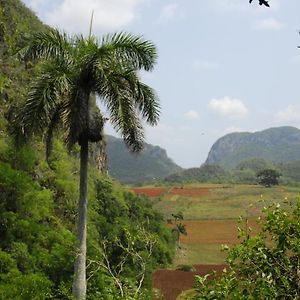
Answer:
[[169, 187, 211, 197], [131, 187, 167, 197], [152, 264, 226, 300], [180, 219, 260, 245]]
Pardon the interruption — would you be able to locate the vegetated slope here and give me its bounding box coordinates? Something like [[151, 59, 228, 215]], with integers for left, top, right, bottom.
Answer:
[[0, 0, 47, 109], [0, 1, 174, 298], [164, 164, 230, 183], [205, 126, 300, 168], [106, 135, 182, 183]]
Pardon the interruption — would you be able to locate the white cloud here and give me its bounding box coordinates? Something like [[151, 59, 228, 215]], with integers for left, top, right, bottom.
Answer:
[[25, 0, 145, 33], [208, 96, 248, 117], [275, 105, 300, 124], [253, 18, 284, 31], [192, 60, 218, 71], [158, 2, 183, 22], [160, 3, 178, 19], [184, 110, 200, 120]]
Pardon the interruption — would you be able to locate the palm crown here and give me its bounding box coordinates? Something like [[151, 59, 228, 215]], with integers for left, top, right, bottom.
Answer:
[[16, 28, 160, 153]]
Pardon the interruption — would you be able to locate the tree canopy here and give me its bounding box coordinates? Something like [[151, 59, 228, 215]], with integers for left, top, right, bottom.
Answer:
[[256, 169, 281, 187]]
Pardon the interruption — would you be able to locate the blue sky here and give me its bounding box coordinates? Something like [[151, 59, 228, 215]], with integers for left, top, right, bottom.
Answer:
[[22, 0, 300, 168]]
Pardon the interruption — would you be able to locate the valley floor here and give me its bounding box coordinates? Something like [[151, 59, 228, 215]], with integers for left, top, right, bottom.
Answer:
[[131, 183, 300, 299]]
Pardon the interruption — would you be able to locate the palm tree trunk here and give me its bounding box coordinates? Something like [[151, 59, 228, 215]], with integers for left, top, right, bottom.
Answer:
[[72, 138, 89, 299]]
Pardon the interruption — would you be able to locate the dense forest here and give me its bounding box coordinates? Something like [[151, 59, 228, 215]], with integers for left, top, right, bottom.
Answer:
[[0, 1, 174, 299]]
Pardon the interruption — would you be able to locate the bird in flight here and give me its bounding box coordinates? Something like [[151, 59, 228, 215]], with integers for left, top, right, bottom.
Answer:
[[249, 0, 270, 7]]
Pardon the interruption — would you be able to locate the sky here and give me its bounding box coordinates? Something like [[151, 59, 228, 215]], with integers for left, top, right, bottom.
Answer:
[[21, 0, 300, 168]]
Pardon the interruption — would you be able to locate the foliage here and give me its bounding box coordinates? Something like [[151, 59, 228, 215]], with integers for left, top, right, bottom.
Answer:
[[257, 169, 281, 187], [0, 138, 174, 299], [164, 156, 300, 185], [14, 29, 160, 153], [0, 0, 46, 120], [276, 160, 300, 185], [176, 265, 195, 272], [191, 198, 300, 299], [165, 164, 230, 183], [235, 158, 272, 173]]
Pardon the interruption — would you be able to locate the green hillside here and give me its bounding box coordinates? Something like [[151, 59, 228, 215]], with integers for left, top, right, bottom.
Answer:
[[164, 164, 230, 183], [106, 135, 182, 183]]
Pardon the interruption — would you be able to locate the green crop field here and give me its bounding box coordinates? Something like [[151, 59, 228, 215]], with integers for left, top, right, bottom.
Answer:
[[145, 183, 299, 220]]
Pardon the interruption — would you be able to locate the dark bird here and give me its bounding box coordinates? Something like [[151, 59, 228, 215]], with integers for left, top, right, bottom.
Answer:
[[259, 0, 270, 7], [249, 0, 270, 7]]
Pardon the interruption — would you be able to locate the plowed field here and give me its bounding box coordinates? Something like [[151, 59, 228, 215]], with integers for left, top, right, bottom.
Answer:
[[131, 187, 167, 197], [180, 219, 260, 244], [153, 264, 226, 300]]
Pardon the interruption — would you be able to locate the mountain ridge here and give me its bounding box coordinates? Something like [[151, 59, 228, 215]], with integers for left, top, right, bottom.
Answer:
[[205, 126, 300, 168], [105, 134, 182, 183]]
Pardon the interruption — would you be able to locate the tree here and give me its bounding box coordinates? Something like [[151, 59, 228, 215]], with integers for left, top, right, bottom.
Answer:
[[13, 28, 159, 300], [256, 169, 281, 187], [170, 212, 187, 248]]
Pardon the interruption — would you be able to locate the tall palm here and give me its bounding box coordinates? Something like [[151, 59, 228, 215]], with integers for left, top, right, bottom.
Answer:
[[14, 28, 159, 299]]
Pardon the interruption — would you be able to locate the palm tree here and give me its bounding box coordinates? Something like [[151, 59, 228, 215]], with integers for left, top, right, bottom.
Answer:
[[14, 28, 159, 300]]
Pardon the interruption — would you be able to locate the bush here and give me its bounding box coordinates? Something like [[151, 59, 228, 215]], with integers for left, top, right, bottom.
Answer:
[[256, 169, 281, 187], [176, 264, 195, 272], [191, 198, 300, 299]]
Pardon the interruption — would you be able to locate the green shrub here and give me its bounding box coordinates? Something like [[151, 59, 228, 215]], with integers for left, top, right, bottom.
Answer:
[[176, 264, 195, 272], [191, 198, 300, 299]]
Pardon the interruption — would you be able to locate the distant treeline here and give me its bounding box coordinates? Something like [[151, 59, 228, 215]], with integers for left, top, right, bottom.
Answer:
[[164, 158, 300, 185]]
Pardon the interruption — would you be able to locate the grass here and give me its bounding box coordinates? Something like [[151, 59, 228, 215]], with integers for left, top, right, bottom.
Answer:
[[137, 183, 300, 267], [174, 244, 227, 265], [177, 289, 197, 300], [151, 184, 298, 220]]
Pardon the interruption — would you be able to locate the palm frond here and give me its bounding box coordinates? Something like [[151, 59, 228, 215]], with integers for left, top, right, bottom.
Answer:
[[100, 32, 158, 71], [135, 82, 160, 125], [15, 64, 71, 140], [110, 69, 160, 125], [99, 77, 145, 152], [19, 28, 73, 63]]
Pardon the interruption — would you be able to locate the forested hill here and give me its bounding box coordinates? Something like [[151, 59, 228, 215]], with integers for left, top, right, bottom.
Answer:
[[106, 135, 182, 183], [0, 0, 47, 112], [205, 126, 300, 168]]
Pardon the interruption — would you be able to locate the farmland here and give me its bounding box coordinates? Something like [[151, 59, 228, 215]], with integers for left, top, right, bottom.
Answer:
[[130, 183, 300, 299]]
